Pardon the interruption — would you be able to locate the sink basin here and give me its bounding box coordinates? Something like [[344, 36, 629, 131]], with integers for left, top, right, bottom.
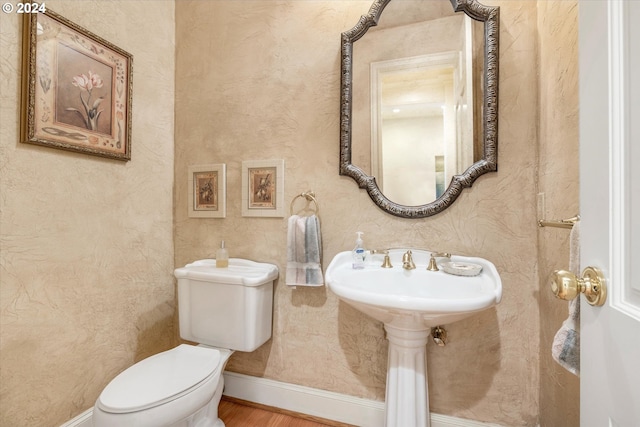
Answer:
[[326, 249, 502, 427], [326, 249, 502, 328]]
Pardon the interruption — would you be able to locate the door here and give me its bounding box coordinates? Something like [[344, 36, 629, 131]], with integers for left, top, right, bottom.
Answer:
[[579, 1, 640, 426]]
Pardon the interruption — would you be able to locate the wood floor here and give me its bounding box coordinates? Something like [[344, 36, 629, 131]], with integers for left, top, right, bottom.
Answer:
[[218, 397, 356, 427]]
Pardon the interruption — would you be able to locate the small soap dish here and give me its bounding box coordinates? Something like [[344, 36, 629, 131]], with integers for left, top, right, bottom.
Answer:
[[440, 261, 483, 277]]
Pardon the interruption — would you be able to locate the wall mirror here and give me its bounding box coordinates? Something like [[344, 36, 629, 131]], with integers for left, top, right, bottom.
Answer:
[[340, 0, 499, 218]]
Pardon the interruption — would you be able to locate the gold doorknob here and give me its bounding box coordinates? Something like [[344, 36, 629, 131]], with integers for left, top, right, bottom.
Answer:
[[550, 266, 607, 306]]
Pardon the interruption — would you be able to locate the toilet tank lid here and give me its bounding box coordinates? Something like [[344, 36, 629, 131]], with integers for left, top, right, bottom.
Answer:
[[97, 344, 221, 413], [174, 258, 279, 286]]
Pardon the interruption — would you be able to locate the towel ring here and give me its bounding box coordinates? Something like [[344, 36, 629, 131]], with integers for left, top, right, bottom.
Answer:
[[290, 191, 319, 216]]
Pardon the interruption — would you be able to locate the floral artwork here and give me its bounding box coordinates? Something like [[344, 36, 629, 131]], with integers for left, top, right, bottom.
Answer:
[[68, 71, 106, 131], [242, 160, 285, 217], [21, 9, 132, 161], [195, 171, 218, 209], [249, 168, 275, 207], [188, 164, 226, 218]]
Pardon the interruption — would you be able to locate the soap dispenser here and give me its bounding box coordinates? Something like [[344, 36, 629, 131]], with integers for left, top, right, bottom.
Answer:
[[352, 231, 366, 269], [216, 240, 229, 268]]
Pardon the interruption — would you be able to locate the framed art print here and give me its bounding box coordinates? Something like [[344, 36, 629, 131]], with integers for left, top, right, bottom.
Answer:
[[21, 9, 133, 161], [242, 160, 285, 217], [188, 164, 226, 218]]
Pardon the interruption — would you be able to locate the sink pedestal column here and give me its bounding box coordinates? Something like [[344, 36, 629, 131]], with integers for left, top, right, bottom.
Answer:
[[383, 324, 431, 427]]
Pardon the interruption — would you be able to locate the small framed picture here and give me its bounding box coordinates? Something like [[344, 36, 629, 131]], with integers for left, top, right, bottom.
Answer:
[[188, 164, 226, 218], [21, 9, 133, 161], [242, 160, 285, 217]]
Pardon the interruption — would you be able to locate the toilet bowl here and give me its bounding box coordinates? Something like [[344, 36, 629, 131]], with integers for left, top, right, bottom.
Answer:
[[93, 345, 233, 427], [93, 258, 279, 427]]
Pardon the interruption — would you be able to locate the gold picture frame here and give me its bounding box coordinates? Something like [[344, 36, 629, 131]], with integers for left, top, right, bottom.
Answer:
[[21, 9, 133, 161], [242, 160, 285, 217], [188, 164, 226, 218]]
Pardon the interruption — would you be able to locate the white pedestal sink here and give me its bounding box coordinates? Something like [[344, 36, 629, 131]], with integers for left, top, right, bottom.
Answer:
[[326, 249, 502, 427]]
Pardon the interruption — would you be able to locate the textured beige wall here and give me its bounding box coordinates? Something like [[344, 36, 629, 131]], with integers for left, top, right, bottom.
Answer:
[[0, 1, 579, 426], [537, 1, 580, 426], [0, 2, 176, 426], [175, 1, 543, 425]]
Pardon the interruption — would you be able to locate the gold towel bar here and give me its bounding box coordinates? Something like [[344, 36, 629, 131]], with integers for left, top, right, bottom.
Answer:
[[538, 215, 580, 229], [290, 191, 319, 216]]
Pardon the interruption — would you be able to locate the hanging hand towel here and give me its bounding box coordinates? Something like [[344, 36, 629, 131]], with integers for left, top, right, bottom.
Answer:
[[286, 214, 324, 287], [552, 220, 581, 376]]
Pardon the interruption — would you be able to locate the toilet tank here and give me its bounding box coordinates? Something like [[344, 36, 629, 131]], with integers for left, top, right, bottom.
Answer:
[[174, 258, 278, 352]]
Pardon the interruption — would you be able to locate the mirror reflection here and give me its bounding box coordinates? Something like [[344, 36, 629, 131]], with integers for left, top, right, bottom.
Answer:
[[340, 0, 499, 218]]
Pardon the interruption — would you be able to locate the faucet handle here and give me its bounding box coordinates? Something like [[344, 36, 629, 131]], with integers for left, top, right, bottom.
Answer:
[[427, 255, 439, 271], [370, 249, 389, 255], [430, 252, 451, 258], [427, 252, 450, 271], [381, 254, 393, 268], [370, 249, 393, 268]]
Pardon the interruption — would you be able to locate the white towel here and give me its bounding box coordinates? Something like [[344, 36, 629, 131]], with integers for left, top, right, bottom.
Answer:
[[552, 220, 580, 376], [286, 214, 324, 287]]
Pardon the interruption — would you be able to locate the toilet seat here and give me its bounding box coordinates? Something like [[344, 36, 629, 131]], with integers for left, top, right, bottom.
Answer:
[[97, 344, 221, 414]]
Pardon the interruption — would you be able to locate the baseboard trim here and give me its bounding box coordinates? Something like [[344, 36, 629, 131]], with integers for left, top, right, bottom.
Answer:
[[59, 408, 92, 427], [58, 372, 502, 427], [222, 371, 503, 427]]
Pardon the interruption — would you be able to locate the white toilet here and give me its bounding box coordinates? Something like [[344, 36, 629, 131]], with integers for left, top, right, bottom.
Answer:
[[93, 258, 278, 427]]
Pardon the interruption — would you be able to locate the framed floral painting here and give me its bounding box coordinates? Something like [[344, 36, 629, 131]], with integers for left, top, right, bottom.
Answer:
[[242, 160, 285, 217], [188, 164, 226, 218], [21, 9, 133, 161]]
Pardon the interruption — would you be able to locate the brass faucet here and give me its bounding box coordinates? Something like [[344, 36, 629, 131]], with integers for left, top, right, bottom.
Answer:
[[402, 250, 416, 270], [370, 249, 393, 268], [427, 252, 451, 271]]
